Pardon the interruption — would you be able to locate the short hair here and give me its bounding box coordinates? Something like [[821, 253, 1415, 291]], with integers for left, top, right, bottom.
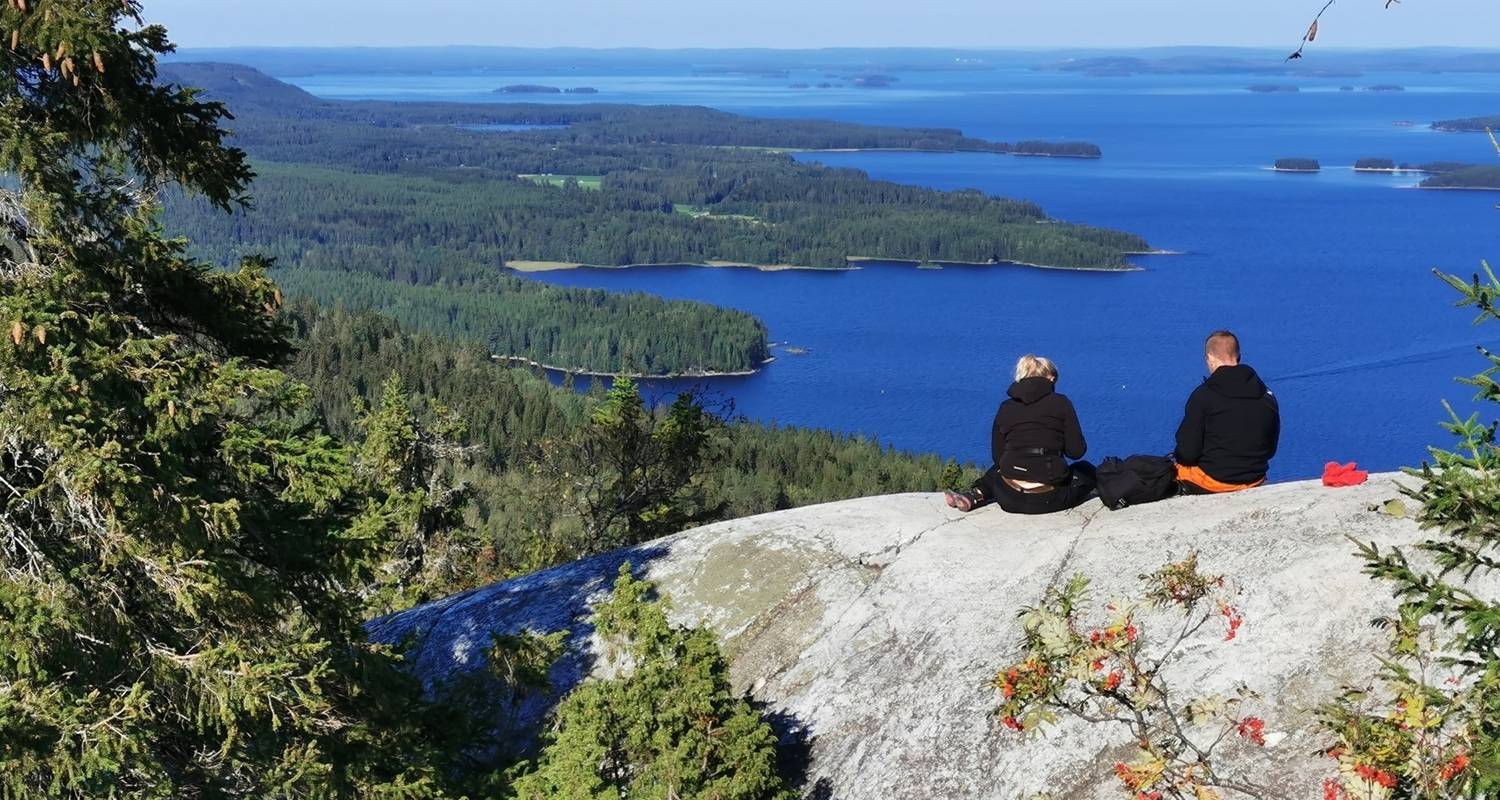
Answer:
[[1014, 354, 1058, 382], [1205, 330, 1241, 363]]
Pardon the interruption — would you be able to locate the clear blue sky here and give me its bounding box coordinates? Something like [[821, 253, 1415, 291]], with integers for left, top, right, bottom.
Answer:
[[145, 0, 1497, 49]]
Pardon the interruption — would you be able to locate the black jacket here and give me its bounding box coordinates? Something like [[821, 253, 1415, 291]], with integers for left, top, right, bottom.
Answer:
[[1174, 364, 1280, 485], [991, 376, 1087, 485]]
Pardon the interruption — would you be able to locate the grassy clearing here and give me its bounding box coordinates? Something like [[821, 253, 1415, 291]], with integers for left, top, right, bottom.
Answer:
[[518, 174, 603, 190], [505, 260, 586, 272], [673, 204, 767, 225]]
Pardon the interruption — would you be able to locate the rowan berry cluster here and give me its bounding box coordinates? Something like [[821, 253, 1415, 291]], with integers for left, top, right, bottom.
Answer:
[[993, 554, 1274, 799]]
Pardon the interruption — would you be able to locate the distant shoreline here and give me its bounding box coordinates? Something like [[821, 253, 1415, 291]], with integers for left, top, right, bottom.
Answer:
[[721, 146, 1005, 155], [718, 146, 1101, 159], [507, 256, 1141, 273], [1416, 185, 1500, 193], [492, 354, 776, 380], [506, 260, 855, 273], [844, 256, 1139, 272], [1009, 151, 1102, 159]]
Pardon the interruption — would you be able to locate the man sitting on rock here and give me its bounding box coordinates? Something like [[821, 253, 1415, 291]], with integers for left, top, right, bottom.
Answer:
[[1174, 330, 1280, 494]]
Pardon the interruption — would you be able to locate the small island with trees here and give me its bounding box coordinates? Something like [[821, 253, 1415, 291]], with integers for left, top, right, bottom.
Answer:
[[1365, 84, 1406, 92], [1342, 153, 1500, 189], [1273, 158, 1321, 173], [1246, 84, 1299, 93], [1012, 140, 1103, 159], [495, 84, 599, 94]]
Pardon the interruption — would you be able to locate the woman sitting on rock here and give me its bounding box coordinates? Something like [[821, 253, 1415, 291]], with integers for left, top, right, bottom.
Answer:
[[945, 354, 1097, 514]]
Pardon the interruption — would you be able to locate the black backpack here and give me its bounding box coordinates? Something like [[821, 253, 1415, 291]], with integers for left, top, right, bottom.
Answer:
[[1096, 455, 1178, 510]]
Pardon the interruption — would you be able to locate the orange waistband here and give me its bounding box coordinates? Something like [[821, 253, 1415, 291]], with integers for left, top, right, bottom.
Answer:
[[1175, 463, 1263, 494]]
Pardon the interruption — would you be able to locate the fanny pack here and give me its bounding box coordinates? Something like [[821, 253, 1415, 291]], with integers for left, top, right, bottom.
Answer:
[[1001, 447, 1064, 490]]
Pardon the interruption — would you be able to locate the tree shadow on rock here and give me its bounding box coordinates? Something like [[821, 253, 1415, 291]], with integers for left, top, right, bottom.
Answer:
[[759, 705, 834, 799], [365, 541, 673, 759]]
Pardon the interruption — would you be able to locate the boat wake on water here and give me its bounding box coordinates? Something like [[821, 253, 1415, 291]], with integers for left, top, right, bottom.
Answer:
[[1268, 339, 1500, 383]]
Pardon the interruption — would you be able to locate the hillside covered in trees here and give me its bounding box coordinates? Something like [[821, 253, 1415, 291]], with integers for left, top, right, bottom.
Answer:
[[158, 63, 1148, 373], [287, 303, 970, 583], [6, 14, 939, 793]]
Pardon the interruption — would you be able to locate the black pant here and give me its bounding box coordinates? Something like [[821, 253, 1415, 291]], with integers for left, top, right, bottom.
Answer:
[[1175, 479, 1213, 496], [975, 461, 1098, 515]]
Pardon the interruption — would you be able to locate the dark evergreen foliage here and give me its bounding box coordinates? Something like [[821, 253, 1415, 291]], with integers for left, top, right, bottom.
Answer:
[[1273, 158, 1321, 171], [287, 304, 973, 578], [0, 4, 461, 795], [510, 565, 797, 800], [1012, 140, 1103, 157], [166, 158, 1143, 274], [1419, 165, 1500, 189], [1431, 115, 1500, 133]]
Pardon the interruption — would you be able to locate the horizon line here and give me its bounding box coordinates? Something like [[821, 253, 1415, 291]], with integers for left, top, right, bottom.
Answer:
[[167, 44, 1500, 54]]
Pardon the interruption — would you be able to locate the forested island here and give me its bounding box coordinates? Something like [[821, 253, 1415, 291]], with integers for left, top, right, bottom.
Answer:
[[1406, 161, 1475, 174], [160, 62, 1148, 374], [1344, 156, 1500, 186], [1431, 115, 1500, 132], [1011, 140, 1103, 158], [1366, 84, 1405, 92], [1035, 51, 1500, 78], [496, 84, 561, 93], [1273, 158, 1320, 172], [1247, 84, 1299, 93], [495, 84, 598, 94], [1037, 54, 1360, 78], [1347, 152, 1499, 188]]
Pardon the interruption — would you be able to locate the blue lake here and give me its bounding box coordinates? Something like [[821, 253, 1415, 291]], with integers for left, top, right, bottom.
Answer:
[[277, 62, 1500, 480]]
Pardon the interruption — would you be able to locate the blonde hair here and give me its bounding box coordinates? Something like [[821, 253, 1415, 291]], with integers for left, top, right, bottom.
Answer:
[[1014, 354, 1058, 383]]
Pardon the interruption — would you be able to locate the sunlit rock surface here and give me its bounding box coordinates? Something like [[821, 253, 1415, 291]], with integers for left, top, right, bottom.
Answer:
[[370, 474, 1429, 798]]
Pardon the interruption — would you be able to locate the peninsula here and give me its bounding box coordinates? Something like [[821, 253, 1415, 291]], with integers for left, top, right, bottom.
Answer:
[[1419, 165, 1500, 190], [1011, 140, 1103, 158], [159, 62, 1150, 376], [1431, 114, 1500, 133]]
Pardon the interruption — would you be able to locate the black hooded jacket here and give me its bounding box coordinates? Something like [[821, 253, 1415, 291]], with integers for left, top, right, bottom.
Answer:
[[1174, 364, 1280, 485], [991, 376, 1087, 485]]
